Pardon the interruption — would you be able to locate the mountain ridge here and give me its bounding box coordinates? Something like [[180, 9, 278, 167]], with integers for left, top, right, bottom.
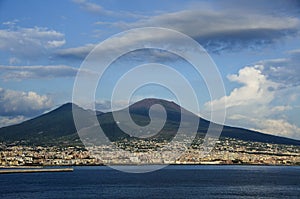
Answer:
[[0, 98, 299, 146]]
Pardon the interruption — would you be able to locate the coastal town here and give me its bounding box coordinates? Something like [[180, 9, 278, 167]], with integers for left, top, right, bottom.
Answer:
[[1, 137, 299, 166]]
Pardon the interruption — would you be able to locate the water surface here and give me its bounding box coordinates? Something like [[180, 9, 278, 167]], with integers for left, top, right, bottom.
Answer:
[[0, 165, 299, 199]]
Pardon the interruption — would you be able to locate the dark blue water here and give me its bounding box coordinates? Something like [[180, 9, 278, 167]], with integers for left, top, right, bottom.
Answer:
[[0, 165, 299, 199]]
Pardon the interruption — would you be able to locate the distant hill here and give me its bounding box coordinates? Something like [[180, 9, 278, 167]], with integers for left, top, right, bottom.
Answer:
[[0, 98, 299, 146]]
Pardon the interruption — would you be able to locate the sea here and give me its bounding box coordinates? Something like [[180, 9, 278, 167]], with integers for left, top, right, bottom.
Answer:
[[0, 165, 299, 199]]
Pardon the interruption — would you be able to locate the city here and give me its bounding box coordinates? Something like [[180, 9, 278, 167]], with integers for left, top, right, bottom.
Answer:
[[1, 137, 299, 166]]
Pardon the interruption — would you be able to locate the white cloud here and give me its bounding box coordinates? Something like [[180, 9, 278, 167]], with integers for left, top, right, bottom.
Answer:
[[55, 43, 95, 59], [0, 116, 27, 128], [72, 0, 103, 13], [270, 105, 292, 113], [0, 25, 65, 59], [251, 118, 300, 139], [2, 19, 19, 27], [204, 66, 300, 139], [47, 39, 66, 48], [0, 87, 53, 117], [0, 65, 81, 80], [72, 0, 141, 18]]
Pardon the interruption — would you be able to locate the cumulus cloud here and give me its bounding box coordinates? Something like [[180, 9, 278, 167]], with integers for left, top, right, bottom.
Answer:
[[204, 65, 300, 140], [0, 25, 65, 59], [0, 65, 81, 80], [0, 87, 53, 117], [207, 66, 278, 111]]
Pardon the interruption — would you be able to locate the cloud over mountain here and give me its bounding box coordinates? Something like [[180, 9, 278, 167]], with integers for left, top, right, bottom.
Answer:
[[205, 63, 300, 139], [0, 87, 53, 117]]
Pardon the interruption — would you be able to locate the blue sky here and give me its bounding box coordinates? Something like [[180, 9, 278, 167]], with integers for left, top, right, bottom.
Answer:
[[0, 0, 300, 140]]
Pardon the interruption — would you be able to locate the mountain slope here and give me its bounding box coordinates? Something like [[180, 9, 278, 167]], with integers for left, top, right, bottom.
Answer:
[[0, 98, 299, 146], [0, 103, 99, 145]]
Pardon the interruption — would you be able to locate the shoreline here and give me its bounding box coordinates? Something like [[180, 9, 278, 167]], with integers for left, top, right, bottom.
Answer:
[[1, 164, 298, 174], [2, 163, 299, 168]]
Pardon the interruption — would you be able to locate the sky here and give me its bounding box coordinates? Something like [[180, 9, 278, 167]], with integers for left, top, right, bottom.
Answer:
[[0, 0, 300, 140]]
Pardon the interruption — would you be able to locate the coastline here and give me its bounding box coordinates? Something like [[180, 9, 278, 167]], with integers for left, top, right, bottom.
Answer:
[[1, 164, 299, 174], [71, 161, 300, 166], [2, 162, 299, 168]]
